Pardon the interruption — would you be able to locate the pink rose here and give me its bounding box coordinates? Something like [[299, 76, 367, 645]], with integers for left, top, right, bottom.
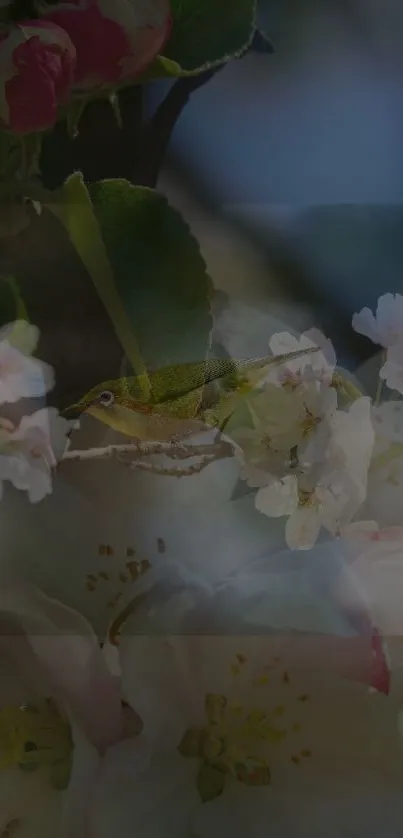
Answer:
[[0, 21, 76, 133], [40, 0, 172, 92]]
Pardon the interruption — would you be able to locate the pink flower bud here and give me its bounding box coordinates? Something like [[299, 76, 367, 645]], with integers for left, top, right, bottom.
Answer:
[[0, 21, 76, 133], [40, 0, 172, 92]]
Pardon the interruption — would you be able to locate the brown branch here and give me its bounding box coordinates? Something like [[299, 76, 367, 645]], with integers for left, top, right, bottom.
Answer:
[[61, 436, 234, 477], [127, 455, 223, 477]]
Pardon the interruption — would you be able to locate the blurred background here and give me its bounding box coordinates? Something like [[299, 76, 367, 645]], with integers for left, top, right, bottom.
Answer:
[[153, 0, 403, 373]]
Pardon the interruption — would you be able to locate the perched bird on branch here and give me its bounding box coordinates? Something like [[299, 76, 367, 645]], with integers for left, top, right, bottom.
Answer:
[[65, 349, 314, 442]]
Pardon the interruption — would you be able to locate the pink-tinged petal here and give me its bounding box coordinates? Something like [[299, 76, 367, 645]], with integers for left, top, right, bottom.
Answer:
[[251, 632, 384, 691], [41, 0, 171, 90], [0, 21, 76, 133], [0, 582, 124, 753], [42, 3, 129, 86]]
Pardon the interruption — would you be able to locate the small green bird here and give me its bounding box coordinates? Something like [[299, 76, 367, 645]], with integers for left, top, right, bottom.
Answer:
[[66, 349, 314, 442]]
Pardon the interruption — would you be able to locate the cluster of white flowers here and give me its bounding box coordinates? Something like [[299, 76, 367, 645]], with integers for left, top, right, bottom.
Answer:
[[226, 295, 403, 551], [4, 299, 403, 838], [0, 320, 73, 502], [352, 292, 403, 393]]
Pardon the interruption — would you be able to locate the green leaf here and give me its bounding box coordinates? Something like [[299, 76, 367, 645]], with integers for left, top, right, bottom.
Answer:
[[197, 763, 227, 802], [44, 173, 150, 398], [89, 180, 213, 372], [163, 0, 257, 73]]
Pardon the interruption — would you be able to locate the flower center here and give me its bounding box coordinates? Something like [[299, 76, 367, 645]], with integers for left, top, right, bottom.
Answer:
[[84, 542, 152, 645], [298, 488, 316, 508], [0, 698, 73, 790], [178, 655, 312, 802]]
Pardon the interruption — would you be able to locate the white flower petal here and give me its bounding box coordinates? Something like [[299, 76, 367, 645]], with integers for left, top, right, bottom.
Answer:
[[0, 408, 73, 503], [269, 331, 299, 356], [372, 401, 403, 444], [60, 727, 100, 838], [381, 345, 403, 394], [0, 321, 39, 356], [303, 327, 336, 374], [351, 538, 403, 637], [0, 322, 54, 404], [285, 506, 321, 551], [119, 635, 204, 749], [90, 743, 199, 838], [377, 293, 403, 343], [213, 540, 371, 637], [352, 306, 385, 346], [353, 294, 403, 348], [193, 766, 403, 838], [0, 583, 124, 752], [255, 476, 298, 518]]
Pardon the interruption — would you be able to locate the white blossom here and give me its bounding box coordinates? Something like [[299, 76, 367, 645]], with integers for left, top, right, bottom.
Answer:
[[86, 582, 403, 838], [0, 581, 127, 837], [361, 401, 403, 528], [230, 382, 337, 496], [254, 398, 374, 550], [345, 528, 403, 673], [352, 294, 403, 348], [352, 295, 403, 394], [268, 328, 336, 387], [0, 408, 73, 502], [379, 342, 403, 394], [0, 321, 54, 404]]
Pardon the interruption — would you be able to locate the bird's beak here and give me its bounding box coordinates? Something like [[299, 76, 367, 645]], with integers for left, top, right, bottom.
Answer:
[[61, 400, 86, 420]]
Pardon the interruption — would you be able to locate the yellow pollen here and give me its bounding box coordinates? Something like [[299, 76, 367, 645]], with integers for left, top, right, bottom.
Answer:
[[298, 489, 315, 508], [301, 410, 320, 437], [178, 656, 313, 801], [0, 700, 73, 789]]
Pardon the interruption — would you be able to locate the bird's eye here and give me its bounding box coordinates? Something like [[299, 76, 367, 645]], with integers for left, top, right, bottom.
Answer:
[[99, 390, 115, 407]]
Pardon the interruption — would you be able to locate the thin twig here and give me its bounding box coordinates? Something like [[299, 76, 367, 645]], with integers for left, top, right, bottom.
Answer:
[[127, 455, 221, 477], [62, 443, 137, 462], [62, 437, 234, 463]]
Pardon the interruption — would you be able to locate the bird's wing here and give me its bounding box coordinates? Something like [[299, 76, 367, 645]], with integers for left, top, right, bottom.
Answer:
[[146, 358, 238, 405]]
